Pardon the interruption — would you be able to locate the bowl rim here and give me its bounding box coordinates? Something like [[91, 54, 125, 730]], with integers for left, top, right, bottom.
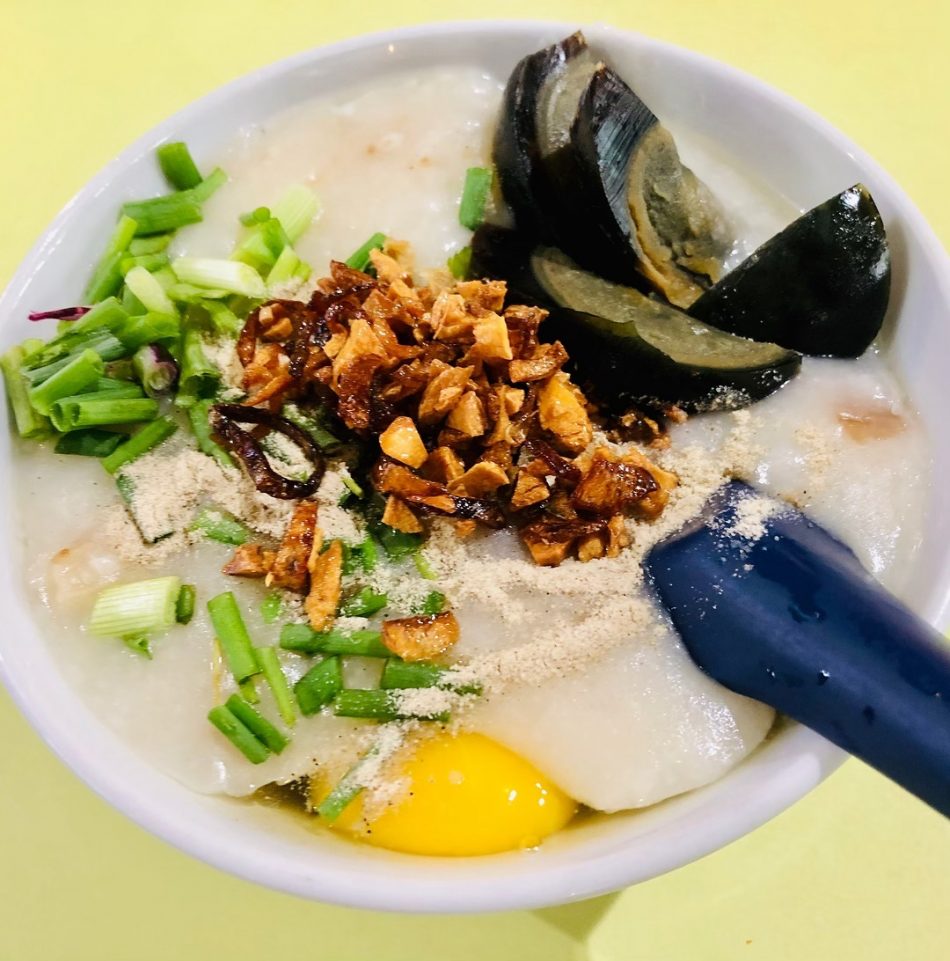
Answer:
[[1, 18, 949, 914]]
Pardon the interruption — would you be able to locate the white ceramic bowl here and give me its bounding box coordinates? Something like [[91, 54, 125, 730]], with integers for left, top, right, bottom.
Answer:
[[1, 20, 949, 914]]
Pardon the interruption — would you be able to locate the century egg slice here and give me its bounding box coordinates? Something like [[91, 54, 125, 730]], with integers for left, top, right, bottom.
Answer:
[[494, 31, 598, 237], [533, 249, 800, 410], [688, 184, 890, 358], [561, 64, 732, 307]]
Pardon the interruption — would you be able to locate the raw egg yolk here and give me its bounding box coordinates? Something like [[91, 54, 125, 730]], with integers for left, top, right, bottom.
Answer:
[[332, 732, 577, 856]]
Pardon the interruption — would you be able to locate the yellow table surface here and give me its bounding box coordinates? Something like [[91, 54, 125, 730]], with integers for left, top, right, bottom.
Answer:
[[2, 1, 948, 958]]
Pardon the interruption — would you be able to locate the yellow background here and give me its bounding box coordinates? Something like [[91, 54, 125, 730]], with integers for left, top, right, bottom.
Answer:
[[2, 1, 948, 958]]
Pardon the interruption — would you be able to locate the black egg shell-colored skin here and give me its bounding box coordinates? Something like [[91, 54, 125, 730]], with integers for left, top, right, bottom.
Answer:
[[544, 64, 660, 289], [689, 184, 891, 358], [470, 224, 545, 298], [493, 31, 589, 238]]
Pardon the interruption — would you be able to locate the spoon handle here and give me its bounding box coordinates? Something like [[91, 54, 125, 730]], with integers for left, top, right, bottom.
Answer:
[[647, 481, 950, 817]]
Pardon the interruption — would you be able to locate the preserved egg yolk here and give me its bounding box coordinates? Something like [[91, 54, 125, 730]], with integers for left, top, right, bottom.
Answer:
[[332, 732, 577, 856]]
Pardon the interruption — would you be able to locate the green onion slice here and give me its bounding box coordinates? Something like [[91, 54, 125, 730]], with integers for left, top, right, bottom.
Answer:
[[100, 416, 177, 474], [207, 705, 270, 764], [225, 694, 288, 754], [255, 646, 296, 726], [172, 257, 266, 298], [344, 232, 386, 272], [294, 656, 344, 716], [89, 575, 182, 639], [175, 584, 196, 624], [207, 591, 260, 685], [458, 166, 493, 230], [272, 184, 320, 244], [54, 428, 124, 458], [157, 142, 203, 191], [188, 508, 250, 545]]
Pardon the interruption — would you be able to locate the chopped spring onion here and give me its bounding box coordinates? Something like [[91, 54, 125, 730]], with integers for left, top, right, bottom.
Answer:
[[280, 403, 340, 450], [50, 394, 157, 434], [21, 331, 129, 387], [125, 634, 153, 658], [294, 656, 343, 716], [175, 584, 196, 624], [62, 333, 129, 370], [207, 591, 260, 685], [115, 312, 180, 350], [188, 508, 250, 545], [255, 646, 296, 726], [379, 659, 445, 690], [1, 346, 50, 437], [89, 575, 182, 639], [188, 167, 227, 203], [225, 694, 288, 754], [157, 142, 203, 191], [203, 300, 243, 337], [339, 587, 388, 618], [266, 245, 310, 287], [447, 245, 472, 280], [119, 168, 225, 237], [334, 688, 449, 722], [27, 348, 103, 416], [124, 266, 177, 317], [458, 166, 493, 230], [207, 705, 270, 764], [129, 234, 172, 257], [100, 416, 176, 473], [340, 471, 364, 498], [166, 283, 231, 304], [150, 266, 178, 291], [85, 215, 138, 302], [69, 297, 128, 337], [239, 206, 271, 227], [54, 428, 124, 458], [132, 344, 179, 397], [339, 541, 359, 576], [21, 317, 122, 373], [122, 285, 146, 315], [279, 622, 339, 654], [121, 194, 203, 237], [87, 377, 145, 400], [176, 325, 219, 406], [379, 657, 480, 695], [372, 522, 422, 561], [114, 472, 174, 545], [101, 360, 134, 380], [188, 399, 234, 468], [273, 185, 320, 244], [357, 537, 378, 574], [332, 689, 398, 720], [233, 217, 290, 275], [260, 592, 283, 625], [172, 257, 266, 298], [238, 677, 259, 704], [413, 552, 437, 581], [314, 630, 390, 658], [120, 252, 170, 275], [317, 755, 369, 822], [420, 590, 446, 615], [280, 624, 389, 658], [344, 232, 386, 272]]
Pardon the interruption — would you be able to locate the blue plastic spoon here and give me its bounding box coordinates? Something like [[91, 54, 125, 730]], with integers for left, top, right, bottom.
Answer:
[[646, 480, 950, 817]]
